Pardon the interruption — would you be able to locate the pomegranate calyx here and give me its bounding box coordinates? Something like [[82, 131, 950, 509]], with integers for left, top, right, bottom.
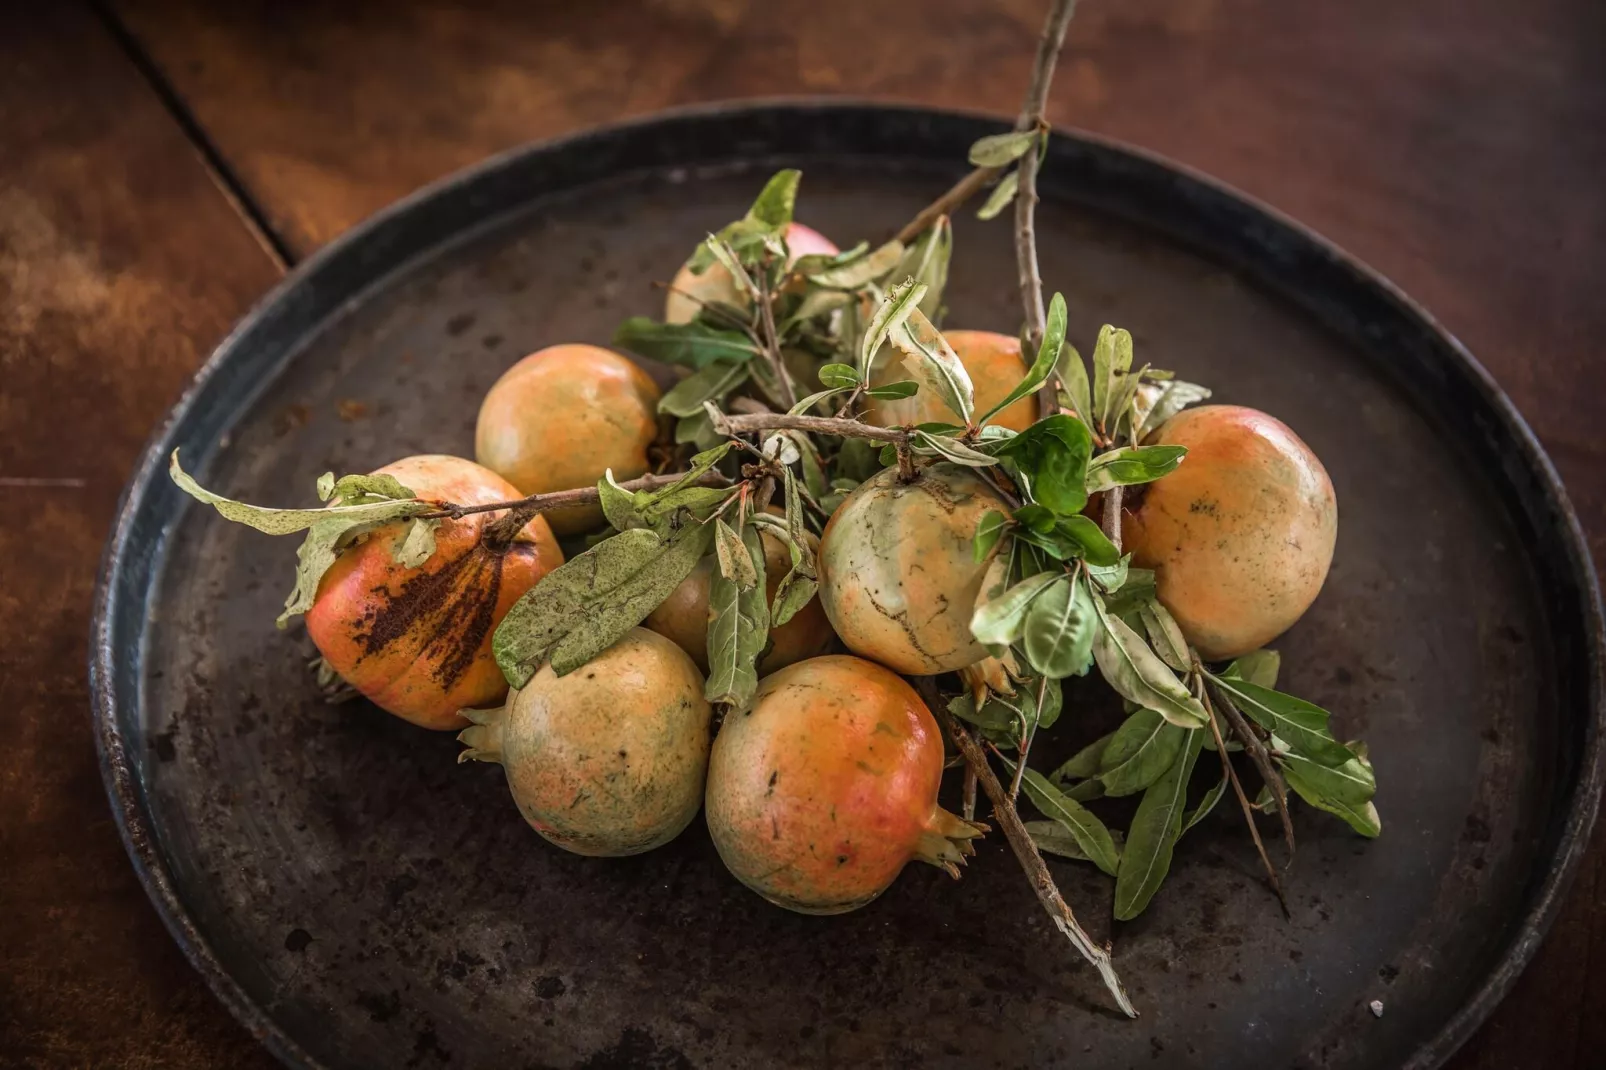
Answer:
[[455, 702, 509, 764], [914, 805, 989, 878]]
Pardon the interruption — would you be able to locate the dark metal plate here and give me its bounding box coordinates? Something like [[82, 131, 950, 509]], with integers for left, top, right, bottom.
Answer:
[[91, 103, 1604, 1069]]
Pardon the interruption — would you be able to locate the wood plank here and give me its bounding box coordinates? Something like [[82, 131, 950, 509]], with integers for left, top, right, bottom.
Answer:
[[0, 4, 282, 1067], [84, 1, 1606, 1064]]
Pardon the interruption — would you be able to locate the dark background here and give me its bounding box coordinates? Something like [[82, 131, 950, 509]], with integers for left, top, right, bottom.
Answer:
[[2, 1, 1602, 1066]]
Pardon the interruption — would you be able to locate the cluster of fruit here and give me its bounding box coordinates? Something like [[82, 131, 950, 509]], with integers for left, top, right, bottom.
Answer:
[[171, 166, 1370, 968]]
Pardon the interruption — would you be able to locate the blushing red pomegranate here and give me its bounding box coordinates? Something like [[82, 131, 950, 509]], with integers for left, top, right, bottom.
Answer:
[[704, 655, 984, 914]]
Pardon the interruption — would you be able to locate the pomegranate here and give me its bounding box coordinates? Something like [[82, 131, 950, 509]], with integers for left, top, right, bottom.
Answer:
[[458, 628, 711, 856], [664, 222, 838, 325], [817, 463, 1007, 674], [1124, 404, 1337, 660], [474, 344, 661, 534], [865, 328, 1037, 432], [704, 655, 983, 913], [306, 454, 563, 730], [644, 511, 834, 674]]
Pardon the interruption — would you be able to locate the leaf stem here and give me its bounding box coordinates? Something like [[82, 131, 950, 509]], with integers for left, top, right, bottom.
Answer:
[[929, 685, 1138, 1019], [755, 266, 799, 410], [1205, 674, 1297, 860], [962, 765, 979, 822], [1197, 676, 1290, 917], [709, 410, 911, 445], [1100, 484, 1123, 548]]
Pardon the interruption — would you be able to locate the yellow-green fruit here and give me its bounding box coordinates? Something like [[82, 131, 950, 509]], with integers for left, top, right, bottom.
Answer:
[[644, 523, 835, 674], [817, 463, 1007, 674], [664, 222, 838, 325], [475, 344, 661, 534], [457, 628, 711, 857], [864, 328, 1037, 433], [1125, 404, 1337, 660]]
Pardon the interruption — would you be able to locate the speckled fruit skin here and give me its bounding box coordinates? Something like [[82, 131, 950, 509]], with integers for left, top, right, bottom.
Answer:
[[705, 655, 982, 914], [458, 628, 712, 857], [474, 344, 661, 534], [664, 222, 837, 325], [1125, 404, 1338, 660], [865, 328, 1037, 433], [818, 463, 1007, 674], [644, 516, 834, 674], [306, 455, 563, 731]]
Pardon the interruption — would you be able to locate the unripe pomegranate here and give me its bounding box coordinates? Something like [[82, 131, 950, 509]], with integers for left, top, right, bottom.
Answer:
[[818, 463, 1007, 674], [664, 222, 838, 325], [1125, 404, 1337, 660], [458, 628, 712, 857], [705, 655, 983, 913], [475, 344, 661, 534], [306, 455, 563, 730], [644, 511, 834, 673], [865, 328, 1037, 432]]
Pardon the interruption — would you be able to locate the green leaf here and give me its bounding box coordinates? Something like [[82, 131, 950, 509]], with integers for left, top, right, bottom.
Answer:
[[968, 129, 1038, 166], [714, 518, 759, 588], [834, 436, 885, 482], [1090, 325, 1134, 431], [493, 524, 715, 686], [973, 510, 1010, 563], [789, 387, 851, 415], [674, 410, 720, 449], [1138, 598, 1192, 672], [1027, 820, 1110, 863], [660, 441, 733, 498], [819, 363, 859, 388], [1208, 676, 1356, 768], [1050, 731, 1113, 786], [635, 485, 731, 529], [613, 317, 757, 369], [390, 517, 439, 569], [911, 430, 998, 467], [971, 571, 1060, 651], [780, 288, 853, 333], [1085, 444, 1188, 493], [792, 241, 868, 276], [659, 360, 750, 417], [1114, 728, 1205, 920], [747, 168, 800, 228], [864, 380, 920, 401], [1022, 575, 1096, 679], [1013, 503, 1055, 533], [992, 414, 1092, 516], [859, 278, 926, 378], [1139, 380, 1212, 439], [1087, 553, 1130, 594], [1057, 341, 1092, 423], [894, 217, 952, 321], [808, 240, 906, 290], [1098, 709, 1187, 796], [169, 451, 433, 535], [888, 307, 975, 425], [946, 693, 1014, 734], [976, 170, 1019, 221], [1057, 515, 1121, 567], [1091, 596, 1209, 728], [1182, 774, 1230, 834], [771, 571, 817, 629], [328, 472, 415, 505], [597, 470, 644, 532], [1223, 648, 1281, 690], [315, 471, 336, 501], [705, 525, 770, 710], [980, 291, 1068, 426], [1280, 748, 1381, 837], [1010, 763, 1121, 876], [702, 235, 760, 301], [1100, 566, 1156, 614]]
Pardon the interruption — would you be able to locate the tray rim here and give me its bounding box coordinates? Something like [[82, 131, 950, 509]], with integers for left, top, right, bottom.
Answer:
[[87, 98, 1606, 1070]]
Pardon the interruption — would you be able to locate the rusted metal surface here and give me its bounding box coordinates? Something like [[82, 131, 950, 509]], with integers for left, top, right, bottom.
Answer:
[[90, 104, 1604, 1068]]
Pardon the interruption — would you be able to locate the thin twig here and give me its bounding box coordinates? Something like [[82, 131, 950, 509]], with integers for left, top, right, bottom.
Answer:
[[962, 766, 979, 822], [709, 410, 911, 444], [418, 469, 726, 523], [1009, 674, 1050, 802], [755, 267, 798, 410], [894, 167, 1005, 245], [1199, 679, 1290, 917], [1207, 677, 1297, 860], [931, 698, 1137, 1018]]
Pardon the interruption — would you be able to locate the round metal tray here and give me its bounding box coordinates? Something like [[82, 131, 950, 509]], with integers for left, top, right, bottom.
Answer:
[[91, 102, 1604, 1069]]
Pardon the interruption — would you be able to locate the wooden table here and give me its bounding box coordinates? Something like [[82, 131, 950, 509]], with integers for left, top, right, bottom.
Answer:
[[3, 1, 1601, 1065]]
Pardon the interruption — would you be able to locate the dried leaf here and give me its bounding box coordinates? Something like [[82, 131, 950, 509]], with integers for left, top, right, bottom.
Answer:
[[705, 525, 770, 710], [391, 517, 439, 569], [888, 307, 975, 425], [1091, 596, 1209, 728], [714, 519, 759, 588], [859, 278, 926, 378]]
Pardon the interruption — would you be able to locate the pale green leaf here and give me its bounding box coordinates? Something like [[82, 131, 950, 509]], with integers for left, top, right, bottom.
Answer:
[[1091, 596, 1209, 728], [1098, 708, 1187, 796], [976, 170, 1019, 221]]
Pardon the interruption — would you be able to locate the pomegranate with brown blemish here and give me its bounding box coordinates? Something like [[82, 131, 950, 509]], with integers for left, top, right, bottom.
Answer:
[[305, 454, 562, 730]]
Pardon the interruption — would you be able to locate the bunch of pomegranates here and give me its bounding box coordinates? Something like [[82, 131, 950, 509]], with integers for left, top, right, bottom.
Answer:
[[172, 162, 1368, 1002]]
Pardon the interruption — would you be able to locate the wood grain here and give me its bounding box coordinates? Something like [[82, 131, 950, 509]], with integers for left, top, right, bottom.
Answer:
[[0, 4, 280, 1066], [5, 0, 1602, 1065]]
